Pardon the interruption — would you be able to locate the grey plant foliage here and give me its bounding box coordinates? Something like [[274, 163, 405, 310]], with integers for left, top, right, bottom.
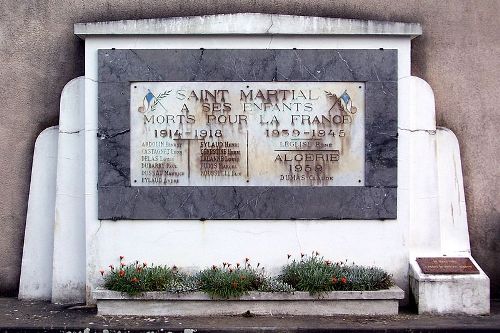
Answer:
[[166, 274, 199, 293], [258, 276, 295, 293]]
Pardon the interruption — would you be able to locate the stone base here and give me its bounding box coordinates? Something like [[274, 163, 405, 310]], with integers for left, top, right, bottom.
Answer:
[[93, 286, 404, 316], [409, 257, 490, 315]]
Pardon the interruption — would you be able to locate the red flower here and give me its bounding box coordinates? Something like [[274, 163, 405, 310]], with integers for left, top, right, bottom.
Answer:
[[99, 269, 105, 276], [119, 270, 125, 277], [131, 277, 139, 283], [331, 276, 338, 284], [325, 260, 332, 266], [143, 262, 147, 267], [120, 255, 124, 260], [231, 281, 238, 289], [109, 265, 114, 270], [136, 267, 142, 272], [120, 263, 126, 267], [341, 277, 347, 284]]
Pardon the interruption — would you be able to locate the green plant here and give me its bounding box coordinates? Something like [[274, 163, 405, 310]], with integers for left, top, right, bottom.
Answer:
[[196, 261, 263, 299], [196, 258, 296, 297], [279, 252, 393, 295], [102, 256, 196, 295]]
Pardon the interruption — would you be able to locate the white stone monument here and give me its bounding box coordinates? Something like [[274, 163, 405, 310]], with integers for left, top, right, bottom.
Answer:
[[19, 14, 489, 315]]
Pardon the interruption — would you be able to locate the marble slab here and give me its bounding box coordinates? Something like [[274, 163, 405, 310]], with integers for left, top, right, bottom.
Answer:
[[130, 81, 365, 187], [97, 49, 398, 219]]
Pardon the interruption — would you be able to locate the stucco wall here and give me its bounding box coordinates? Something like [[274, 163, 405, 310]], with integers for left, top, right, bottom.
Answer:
[[0, 0, 498, 297]]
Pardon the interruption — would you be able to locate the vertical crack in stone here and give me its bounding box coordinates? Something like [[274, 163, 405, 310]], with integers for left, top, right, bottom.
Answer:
[[232, 187, 242, 219], [94, 219, 103, 236], [371, 64, 394, 96], [267, 35, 274, 50], [272, 49, 290, 80], [272, 50, 278, 81], [265, 15, 274, 33], [336, 51, 354, 76], [191, 48, 205, 80], [294, 221, 303, 251], [293, 50, 320, 81], [266, 15, 275, 49]]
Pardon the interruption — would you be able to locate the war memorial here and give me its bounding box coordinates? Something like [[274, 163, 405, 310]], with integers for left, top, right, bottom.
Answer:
[[13, 13, 492, 317], [0, 3, 498, 330]]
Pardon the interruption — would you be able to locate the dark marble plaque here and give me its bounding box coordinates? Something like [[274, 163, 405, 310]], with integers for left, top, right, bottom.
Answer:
[[97, 49, 398, 220], [416, 257, 480, 274]]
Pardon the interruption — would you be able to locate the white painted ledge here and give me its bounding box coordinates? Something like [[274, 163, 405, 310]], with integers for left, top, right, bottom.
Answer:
[[75, 14, 421, 39], [94, 286, 404, 316]]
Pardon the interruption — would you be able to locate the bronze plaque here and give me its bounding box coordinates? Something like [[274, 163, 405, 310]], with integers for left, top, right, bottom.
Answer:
[[416, 257, 480, 274]]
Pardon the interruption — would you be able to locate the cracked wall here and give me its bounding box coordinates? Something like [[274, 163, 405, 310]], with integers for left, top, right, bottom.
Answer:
[[0, 1, 498, 297]]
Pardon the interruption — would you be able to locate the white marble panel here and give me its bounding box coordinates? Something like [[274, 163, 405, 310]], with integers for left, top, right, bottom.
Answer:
[[130, 82, 365, 186]]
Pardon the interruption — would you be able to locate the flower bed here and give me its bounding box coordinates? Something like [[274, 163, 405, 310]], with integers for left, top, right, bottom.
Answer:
[[94, 253, 404, 316]]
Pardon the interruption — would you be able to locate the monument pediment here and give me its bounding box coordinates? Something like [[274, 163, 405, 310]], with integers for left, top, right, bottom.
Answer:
[[75, 14, 422, 38]]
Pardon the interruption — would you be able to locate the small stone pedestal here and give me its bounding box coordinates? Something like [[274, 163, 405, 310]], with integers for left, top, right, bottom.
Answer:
[[409, 257, 490, 315]]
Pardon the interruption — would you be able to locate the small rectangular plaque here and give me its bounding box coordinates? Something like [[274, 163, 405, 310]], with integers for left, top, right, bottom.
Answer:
[[416, 257, 480, 274], [130, 82, 365, 187]]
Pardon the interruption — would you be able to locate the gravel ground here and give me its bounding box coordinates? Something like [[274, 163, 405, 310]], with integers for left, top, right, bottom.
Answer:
[[0, 297, 499, 332]]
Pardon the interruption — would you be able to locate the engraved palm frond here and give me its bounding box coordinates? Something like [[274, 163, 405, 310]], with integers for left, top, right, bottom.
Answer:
[[150, 90, 172, 112]]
